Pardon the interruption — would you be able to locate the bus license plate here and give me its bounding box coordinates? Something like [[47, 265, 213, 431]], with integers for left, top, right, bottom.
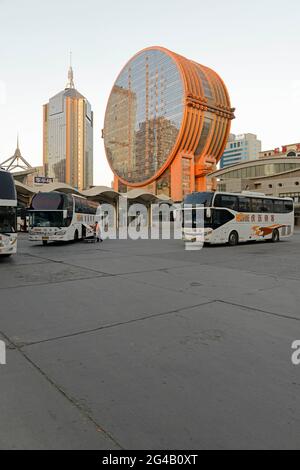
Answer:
[[42, 237, 49, 241]]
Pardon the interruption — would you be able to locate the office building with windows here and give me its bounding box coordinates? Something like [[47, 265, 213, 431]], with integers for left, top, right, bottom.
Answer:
[[220, 133, 261, 169], [208, 156, 300, 204], [43, 64, 93, 191], [103, 46, 235, 201]]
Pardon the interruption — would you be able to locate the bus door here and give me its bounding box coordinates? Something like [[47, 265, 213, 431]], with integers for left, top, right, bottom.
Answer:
[[210, 209, 235, 243]]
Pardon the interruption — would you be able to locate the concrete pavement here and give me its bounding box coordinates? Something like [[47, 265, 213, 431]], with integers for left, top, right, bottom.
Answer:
[[0, 233, 299, 449]]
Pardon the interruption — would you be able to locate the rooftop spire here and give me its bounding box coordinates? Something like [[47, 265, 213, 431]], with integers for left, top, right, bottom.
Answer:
[[65, 51, 75, 89], [0, 136, 32, 172]]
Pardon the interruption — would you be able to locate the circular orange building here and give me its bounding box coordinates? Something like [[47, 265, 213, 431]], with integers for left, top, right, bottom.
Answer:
[[104, 46, 235, 201]]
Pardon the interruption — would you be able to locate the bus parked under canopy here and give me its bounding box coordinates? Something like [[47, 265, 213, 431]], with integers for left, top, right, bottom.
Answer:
[[28, 191, 100, 245], [182, 191, 294, 246], [0, 169, 17, 257]]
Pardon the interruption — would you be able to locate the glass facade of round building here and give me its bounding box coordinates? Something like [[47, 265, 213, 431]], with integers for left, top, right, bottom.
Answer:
[[104, 50, 184, 184], [104, 47, 235, 201]]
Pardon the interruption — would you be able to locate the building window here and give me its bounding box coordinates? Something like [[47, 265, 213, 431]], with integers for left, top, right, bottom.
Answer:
[[268, 184, 273, 188], [196, 68, 213, 99], [195, 118, 213, 156], [218, 183, 226, 192], [278, 183, 283, 187], [296, 182, 299, 186]]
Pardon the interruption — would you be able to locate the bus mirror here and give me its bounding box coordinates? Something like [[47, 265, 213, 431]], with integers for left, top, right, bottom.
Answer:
[[206, 208, 212, 219], [63, 210, 68, 218]]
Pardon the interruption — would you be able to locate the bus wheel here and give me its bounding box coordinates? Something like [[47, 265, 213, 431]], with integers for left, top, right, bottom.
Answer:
[[42, 240, 48, 246], [228, 231, 239, 246], [271, 229, 280, 243], [74, 230, 79, 242]]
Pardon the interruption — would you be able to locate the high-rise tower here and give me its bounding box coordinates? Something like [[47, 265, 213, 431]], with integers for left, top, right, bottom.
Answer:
[[43, 59, 93, 191]]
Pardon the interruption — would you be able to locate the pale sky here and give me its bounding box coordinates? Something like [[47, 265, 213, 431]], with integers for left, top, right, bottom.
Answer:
[[0, 0, 300, 186]]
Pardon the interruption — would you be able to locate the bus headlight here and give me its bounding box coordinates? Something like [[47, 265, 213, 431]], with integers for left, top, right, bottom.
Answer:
[[55, 230, 66, 236]]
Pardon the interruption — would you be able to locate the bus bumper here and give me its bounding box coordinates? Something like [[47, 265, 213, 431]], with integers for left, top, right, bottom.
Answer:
[[0, 237, 17, 255], [182, 229, 213, 243], [29, 235, 66, 242]]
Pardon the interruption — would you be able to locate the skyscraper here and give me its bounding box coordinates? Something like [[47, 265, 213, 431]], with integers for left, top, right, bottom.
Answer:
[[43, 60, 93, 191]]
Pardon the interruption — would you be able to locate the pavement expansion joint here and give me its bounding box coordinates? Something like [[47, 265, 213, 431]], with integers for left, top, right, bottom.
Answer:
[[19, 300, 217, 349], [1, 329, 123, 450], [0, 273, 107, 291], [216, 299, 300, 322]]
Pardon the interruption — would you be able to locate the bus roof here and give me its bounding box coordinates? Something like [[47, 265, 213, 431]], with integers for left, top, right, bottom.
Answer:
[[186, 191, 293, 202], [213, 191, 293, 201]]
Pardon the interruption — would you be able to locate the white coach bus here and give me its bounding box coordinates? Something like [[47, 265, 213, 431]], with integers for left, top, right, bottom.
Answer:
[[0, 169, 17, 257], [28, 191, 100, 245], [182, 191, 294, 246]]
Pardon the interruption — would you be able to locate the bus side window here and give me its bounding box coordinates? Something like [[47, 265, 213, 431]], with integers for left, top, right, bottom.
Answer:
[[252, 198, 263, 212], [213, 209, 235, 228], [239, 197, 251, 212], [273, 200, 284, 213], [284, 201, 293, 213], [215, 194, 238, 211], [262, 199, 273, 213], [214, 195, 221, 207]]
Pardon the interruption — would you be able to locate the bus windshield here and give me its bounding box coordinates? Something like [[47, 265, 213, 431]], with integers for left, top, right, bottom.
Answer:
[[183, 192, 214, 207], [29, 211, 65, 228], [30, 192, 70, 211], [0, 171, 17, 200], [0, 207, 17, 233]]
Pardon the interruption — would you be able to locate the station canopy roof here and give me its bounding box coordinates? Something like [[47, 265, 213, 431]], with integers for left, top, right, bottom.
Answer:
[[125, 189, 172, 204], [14, 181, 172, 205]]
